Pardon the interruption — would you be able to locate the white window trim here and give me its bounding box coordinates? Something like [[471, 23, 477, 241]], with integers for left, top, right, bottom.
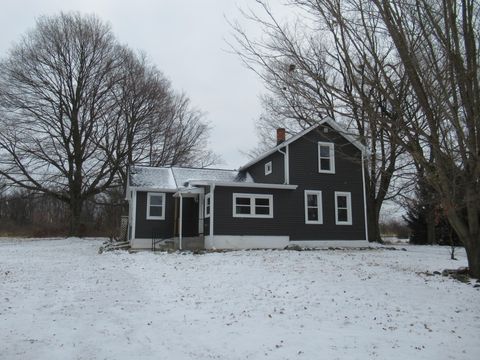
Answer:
[[232, 193, 273, 218], [318, 142, 335, 174], [265, 161, 272, 175], [205, 193, 211, 218], [304, 190, 323, 224], [146, 192, 166, 220], [335, 191, 352, 225]]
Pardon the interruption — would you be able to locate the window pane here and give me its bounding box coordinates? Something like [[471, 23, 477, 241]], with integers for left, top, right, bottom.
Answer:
[[320, 158, 330, 170], [255, 198, 269, 206], [255, 206, 270, 215], [150, 206, 163, 217], [308, 208, 318, 221], [338, 208, 348, 222], [236, 197, 250, 205], [337, 195, 347, 208], [307, 194, 318, 207], [150, 195, 163, 206], [320, 145, 330, 157], [236, 205, 251, 214]]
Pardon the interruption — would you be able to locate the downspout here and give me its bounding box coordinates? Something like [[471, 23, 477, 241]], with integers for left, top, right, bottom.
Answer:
[[278, 145, 290, 184], [179, 193, 183, 250], [361, 151, 369, 242]]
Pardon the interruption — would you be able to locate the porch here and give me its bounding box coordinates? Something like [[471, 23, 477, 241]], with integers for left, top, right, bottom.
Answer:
[[150, 186, 206, 251]]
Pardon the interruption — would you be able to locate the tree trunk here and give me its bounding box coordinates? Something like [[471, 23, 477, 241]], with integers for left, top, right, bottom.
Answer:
[[464, 238, 480, 279], [366, 198, 382, 243], [447, 207, 480, 279], [69, 198, 83, 237], [426, 208, 436, 245]]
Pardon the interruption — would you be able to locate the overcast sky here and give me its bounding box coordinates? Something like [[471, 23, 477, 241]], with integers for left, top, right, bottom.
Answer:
[[0, 0, 289, 169]]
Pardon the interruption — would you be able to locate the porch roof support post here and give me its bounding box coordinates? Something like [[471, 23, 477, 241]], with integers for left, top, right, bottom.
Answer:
[[179, 193, 183, 250], [210, 184, 215, 239]]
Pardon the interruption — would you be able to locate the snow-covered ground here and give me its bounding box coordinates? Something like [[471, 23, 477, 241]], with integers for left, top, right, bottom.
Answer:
[[1, 238, 479, 360]]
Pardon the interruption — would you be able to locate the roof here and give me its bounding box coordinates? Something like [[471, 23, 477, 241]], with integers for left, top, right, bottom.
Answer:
[[129, 166, 176, 189], [172, 167, 252, 187], [128, 166, 253, 190], [238, 118, 366, 171], [127, 118, 365, 191]]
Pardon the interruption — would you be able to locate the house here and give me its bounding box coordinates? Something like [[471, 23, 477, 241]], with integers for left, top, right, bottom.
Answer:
[[125, 118, 368, 250]]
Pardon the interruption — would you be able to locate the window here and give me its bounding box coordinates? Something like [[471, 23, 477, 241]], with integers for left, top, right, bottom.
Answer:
[[335, 192, 352, 225], [318, 142, 335, 173], [205, 193, 211, 218], [147, 192, 165, 220], [233, 193, 273, 218], [265, 161, 272, 175], [304, 190, 323, 224]]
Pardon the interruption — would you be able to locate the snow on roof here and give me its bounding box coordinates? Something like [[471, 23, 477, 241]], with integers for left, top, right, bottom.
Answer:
[[129, 166, 177, 189], [129, 165, 253, 189], [172, 167, 252, 187]]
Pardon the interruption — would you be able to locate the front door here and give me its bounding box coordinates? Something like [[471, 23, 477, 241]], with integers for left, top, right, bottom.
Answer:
[[181, 197, 199, 237]]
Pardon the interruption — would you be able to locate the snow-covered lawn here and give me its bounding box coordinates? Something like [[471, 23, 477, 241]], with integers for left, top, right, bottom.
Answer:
[[1, 238, 479, 360]]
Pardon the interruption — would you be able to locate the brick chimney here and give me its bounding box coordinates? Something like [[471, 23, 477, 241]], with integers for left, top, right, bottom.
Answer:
[[276, 128, 286, 145]]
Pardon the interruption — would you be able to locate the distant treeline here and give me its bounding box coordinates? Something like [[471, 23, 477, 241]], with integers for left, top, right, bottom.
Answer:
[[0, 188, 124, 238]]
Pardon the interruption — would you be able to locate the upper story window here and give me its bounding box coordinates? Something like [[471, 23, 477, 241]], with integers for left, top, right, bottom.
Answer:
[[205, 193, 211, 218], [335, 191, 352, 225], [147, 192, 166, 220], [304, 190, 323, 224], [265, 161, 272, 175], [318, 142, 335, 173], [233, 193, 273, 218]]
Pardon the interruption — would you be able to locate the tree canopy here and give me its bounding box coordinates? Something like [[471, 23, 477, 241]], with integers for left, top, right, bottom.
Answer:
[[0, 12, 216, 234]]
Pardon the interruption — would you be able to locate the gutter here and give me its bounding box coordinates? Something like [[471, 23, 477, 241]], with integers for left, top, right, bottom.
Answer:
[[188, 181, 297, 190]]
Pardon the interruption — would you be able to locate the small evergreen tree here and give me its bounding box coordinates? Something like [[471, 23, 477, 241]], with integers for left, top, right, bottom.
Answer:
[[404, 175, 461, 246]]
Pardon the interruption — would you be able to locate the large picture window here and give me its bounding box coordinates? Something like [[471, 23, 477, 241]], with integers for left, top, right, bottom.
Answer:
[[304, 190, 323, 224], [335, 191, 352, 225], [318, 142, 335, 173], [147, 192, 166, 220], [233, 193, 273, 218]]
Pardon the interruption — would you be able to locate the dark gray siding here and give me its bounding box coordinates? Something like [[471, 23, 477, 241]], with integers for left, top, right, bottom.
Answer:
[[287, 126, 365, 240], [246, 151, 285, 184], [213, 186, 294, 236], [134, 191, 175, 239], [212, 125, 366, 241], [135, 191, 200, 239]]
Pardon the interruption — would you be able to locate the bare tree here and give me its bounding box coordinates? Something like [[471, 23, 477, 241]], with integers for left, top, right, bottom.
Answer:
[[230, 0, 412, 242], [369, 0, 480, 277], [0, 13, 127, 234], [112, 50, 221, 188], [145, 92, 218, 167], [0, 13, 220, 236], [112, 49, 172, 186]]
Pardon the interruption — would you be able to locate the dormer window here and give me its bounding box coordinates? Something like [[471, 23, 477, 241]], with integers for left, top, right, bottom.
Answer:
[[265, 161, 272, 175], [318, 142, 335, 173]]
